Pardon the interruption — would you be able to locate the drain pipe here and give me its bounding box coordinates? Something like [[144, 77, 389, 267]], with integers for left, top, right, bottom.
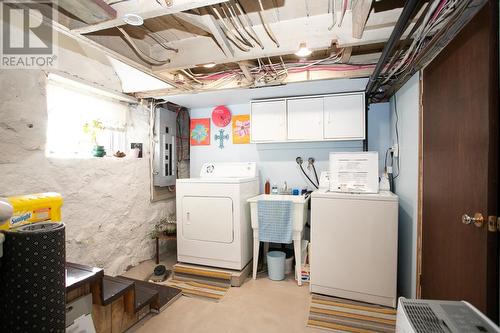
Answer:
[[365, 0, 422, 98]]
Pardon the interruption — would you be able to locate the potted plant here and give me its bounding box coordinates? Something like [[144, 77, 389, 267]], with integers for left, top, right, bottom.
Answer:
[[83, 119, 106, 157], [150, 214, 177, 239]]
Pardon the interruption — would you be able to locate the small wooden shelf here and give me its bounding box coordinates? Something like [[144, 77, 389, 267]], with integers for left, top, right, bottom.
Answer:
[[157, 234, 176, 241], [155, 234, 176, 264]]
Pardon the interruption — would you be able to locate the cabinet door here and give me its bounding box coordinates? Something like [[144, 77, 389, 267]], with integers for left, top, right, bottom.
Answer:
[[287, 97, 323, 141], [251, 100, 286, 142], [324, 93, 365, 140]]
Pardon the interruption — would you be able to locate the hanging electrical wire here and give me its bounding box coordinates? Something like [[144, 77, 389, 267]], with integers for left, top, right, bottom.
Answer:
[[234, 0, 265, 49], [279, 56, 288, 76], [376, 0, 464, 92], [392, 94, 400, 179], [257, 0, 280, 47], [304, 0, 310, 17], [328, 0, 336, 30], [180, 69, 204, 85], [117, 27, 170, 65], [189, 49, 365, 85], [139, 25, 178, 53], [338, 0, 348, 27], [211, 5, 252, 52], [219, 4, 253, 47], [223, 2, 254, 47]]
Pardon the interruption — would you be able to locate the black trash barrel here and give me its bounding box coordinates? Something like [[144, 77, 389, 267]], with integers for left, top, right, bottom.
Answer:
[[0, 222, 66, 332]]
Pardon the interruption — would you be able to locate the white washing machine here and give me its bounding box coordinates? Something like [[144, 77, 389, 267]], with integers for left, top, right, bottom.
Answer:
[[310, 189, 398, 307], [176, 162, 259, 270]]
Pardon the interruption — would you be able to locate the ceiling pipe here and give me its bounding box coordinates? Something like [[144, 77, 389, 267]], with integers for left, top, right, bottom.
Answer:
[[365, 0, 423, 98]]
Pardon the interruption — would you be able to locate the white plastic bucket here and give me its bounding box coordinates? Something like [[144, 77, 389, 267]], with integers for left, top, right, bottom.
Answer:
[[285, 255, 294, 275], [267, 251, 286, 281]]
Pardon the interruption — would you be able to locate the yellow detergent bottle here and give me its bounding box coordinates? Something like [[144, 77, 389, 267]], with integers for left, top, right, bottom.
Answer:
[[0, 192, 63, 230]]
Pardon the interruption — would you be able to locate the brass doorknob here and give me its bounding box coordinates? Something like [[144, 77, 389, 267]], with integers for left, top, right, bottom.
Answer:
[[462, 213, 484, 228]]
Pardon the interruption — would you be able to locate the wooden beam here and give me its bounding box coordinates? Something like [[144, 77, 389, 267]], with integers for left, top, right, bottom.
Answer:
[[350, 52, 381, 64], [352, 0, 373, 39], [72, 0, 229, 34], [134, 67, 374, 98], [20, 4, 185, 90], [341, 47, 353, 63], [238, 62, 253, 82], [52, 0, 116, 25], [373, 0, 405, 13], [149, 13, 408, 72]]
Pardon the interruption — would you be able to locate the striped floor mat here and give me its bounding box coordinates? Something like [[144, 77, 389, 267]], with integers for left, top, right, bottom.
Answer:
[[307, 294, 397, 333], [161, 278, 230, 302]]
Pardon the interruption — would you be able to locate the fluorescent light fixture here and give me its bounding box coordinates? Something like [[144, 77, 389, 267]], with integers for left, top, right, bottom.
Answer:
[[202, 62, 216, 68], [123, 13, 144, 26], [295, 42, 312, 57]]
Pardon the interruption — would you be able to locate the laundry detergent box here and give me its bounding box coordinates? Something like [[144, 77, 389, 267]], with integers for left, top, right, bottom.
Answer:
[[1, 192, 63, 230]]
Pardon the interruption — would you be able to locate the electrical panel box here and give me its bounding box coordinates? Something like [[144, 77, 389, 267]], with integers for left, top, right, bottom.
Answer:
[[154, 107, 176, 187]]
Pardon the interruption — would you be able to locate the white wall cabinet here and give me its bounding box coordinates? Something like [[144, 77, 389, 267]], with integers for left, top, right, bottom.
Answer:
[[324, 93, 365, 140], [251, 92, 365, 143], [250, 99, 286, 142], [287, 97, 323, 141]]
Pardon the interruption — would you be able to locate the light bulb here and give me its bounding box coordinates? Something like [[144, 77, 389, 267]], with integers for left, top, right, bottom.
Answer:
[[203, 62, 216, 68], [295, 42, 312, 57]]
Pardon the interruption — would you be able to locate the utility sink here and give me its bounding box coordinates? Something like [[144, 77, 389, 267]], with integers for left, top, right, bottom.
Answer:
[[247, 194, 309, 232], [247, 194, 310, 286]]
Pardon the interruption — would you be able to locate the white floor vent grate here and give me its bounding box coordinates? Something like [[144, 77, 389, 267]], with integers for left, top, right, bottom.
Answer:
[[403, 301, 446, 333]]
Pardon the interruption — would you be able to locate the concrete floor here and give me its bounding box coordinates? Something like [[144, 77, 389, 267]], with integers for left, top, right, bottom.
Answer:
[[123, 253, 324, 333]]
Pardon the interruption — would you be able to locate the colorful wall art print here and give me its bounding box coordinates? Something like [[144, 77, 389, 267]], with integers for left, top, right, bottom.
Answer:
[[232, 114, 250, 144], [190, 118, 210, 146]]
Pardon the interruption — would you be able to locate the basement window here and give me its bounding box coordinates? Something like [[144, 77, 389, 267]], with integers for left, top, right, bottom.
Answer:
[[45, 74, 129, 158]]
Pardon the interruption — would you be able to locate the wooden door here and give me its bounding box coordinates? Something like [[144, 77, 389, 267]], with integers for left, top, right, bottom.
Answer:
[[421, 2, 498, 321]]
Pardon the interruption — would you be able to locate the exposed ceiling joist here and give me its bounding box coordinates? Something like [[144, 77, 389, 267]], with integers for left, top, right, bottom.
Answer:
[[53, 0, 116, 25], [174, 11, 235, 57], [149, 11, 407, 72], [352, 0, 373, 39], [238, 62, 254, 82], [133, 66, 374, 99], [350, 52, 381, 64], [341, 47, 353, 63], [72, 0, 230, 34], [32, 0, 420, 95], [21, 8, 184, 90]]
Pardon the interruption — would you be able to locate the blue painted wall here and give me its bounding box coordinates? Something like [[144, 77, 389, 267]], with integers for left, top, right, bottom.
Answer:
[[189, 102, 391, 192], [390, 73, 420, 298]]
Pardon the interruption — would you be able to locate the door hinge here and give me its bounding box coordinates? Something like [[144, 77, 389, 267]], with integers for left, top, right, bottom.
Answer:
[[489, 215, 499, 232]]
